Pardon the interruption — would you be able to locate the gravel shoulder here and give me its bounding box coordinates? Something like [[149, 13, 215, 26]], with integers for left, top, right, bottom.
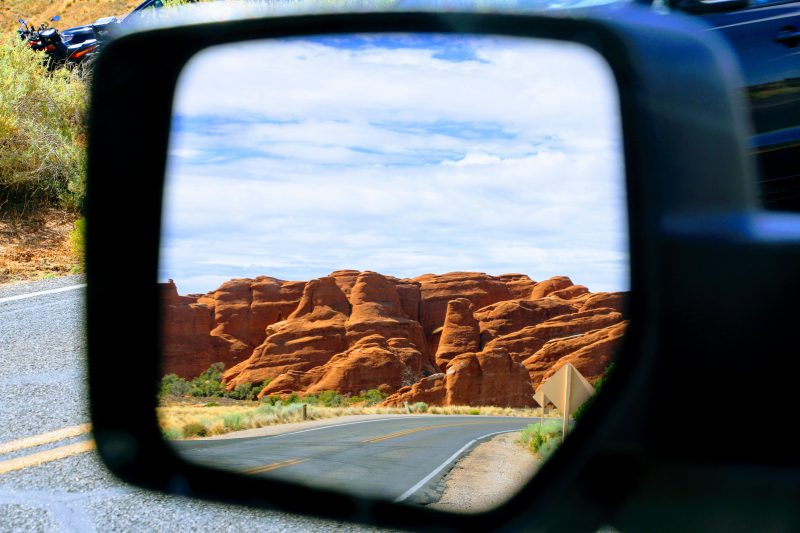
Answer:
[[428, 432, 539, 514]]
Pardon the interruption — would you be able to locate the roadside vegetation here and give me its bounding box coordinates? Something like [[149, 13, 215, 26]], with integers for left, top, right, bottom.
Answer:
[[0, 30, 87, 281], [0, 32, 88, 213], [158, 363, 556, 439], [519, 421, 563, 460]]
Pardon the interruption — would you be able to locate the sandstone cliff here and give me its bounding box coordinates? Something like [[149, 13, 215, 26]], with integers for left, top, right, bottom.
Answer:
[[161, 271, 627, 407]]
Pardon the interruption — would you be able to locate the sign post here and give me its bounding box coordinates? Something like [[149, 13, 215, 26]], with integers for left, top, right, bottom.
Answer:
[[535, 363, 595, 442]]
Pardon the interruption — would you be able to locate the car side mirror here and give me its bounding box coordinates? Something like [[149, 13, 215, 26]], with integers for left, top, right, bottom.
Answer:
[[86, 4, 800, 531]]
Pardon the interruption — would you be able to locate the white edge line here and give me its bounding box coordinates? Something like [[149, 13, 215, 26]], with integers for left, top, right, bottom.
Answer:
[[393, 428, 521, 503], [0, 284, 86, 304]]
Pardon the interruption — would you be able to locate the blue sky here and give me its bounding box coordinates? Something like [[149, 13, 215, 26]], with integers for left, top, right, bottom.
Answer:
[[161, 34, 628, 295]]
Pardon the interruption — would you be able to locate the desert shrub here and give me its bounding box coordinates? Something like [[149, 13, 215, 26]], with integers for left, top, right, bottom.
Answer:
[[260, 395, 282, 406], [348, 389, 386, 406], [537, 436, 561, 460], [410, 402, 429, 413], [227, 382, 260, 401], [204, 402, 219, 407], [0, 32, 88, 213], [162, 428, 182, 440], [189, 362, 226, 397], [181, 421, 208, 438], [222, 413, 245, 431], [307, 390, 346, 407], [159, 373, 191, 397], [468, 409, 480, 415], [520, 421, 562, 454], [68, 217, 85, 268]]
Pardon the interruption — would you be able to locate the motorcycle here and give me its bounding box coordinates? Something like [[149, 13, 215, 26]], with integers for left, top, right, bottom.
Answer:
[[35, 27, 99, 71], [16, 16, 60, 51], [16, 15, 99, 72]]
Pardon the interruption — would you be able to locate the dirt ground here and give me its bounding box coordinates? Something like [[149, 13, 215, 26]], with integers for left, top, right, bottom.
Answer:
[[3, 0, 142, 32], [429, 431, 540, 513], [0, 208, 80, 284]]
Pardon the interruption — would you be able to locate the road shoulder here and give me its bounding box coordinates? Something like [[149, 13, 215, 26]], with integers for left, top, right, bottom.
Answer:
[[427, 431, 539, 513]]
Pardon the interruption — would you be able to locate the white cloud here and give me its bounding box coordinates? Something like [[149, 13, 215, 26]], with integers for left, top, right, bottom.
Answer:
[[161, 34, 628, 295]]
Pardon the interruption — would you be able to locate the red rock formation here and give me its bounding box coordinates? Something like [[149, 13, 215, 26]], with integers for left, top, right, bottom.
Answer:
[[160, 280, 217, 378], [434, 298, 480, 370], [385, 373, 447, 406], [581, 291, 626, 313], [474, 297, 577, 345], [415, 272, 512, 337], [306, 335, 428, 395], [345, 271, 428, 355], [550, 284, 589, 300], [162, 270, 628, 407], [523, 321, 627, 388], [207, 279, 254, 364], [260, 335, 432, 397], [248, 277, 305, 346], [497, 273, 538, 299], [382, 348, 535, 407], [222, 277, 349, 388], [486, 307, 623, 363], [394, 279, 422, 323], [329, 270, 361, 298], [530, 276, 574, 299]]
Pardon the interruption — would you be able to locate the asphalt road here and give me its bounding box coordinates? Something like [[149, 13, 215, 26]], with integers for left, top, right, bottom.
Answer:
[[174, 415, 540, 505], [0, 276, 398, 532]]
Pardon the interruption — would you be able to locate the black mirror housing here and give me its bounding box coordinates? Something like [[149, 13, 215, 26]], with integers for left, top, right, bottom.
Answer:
[[86, 6, 800, 531]]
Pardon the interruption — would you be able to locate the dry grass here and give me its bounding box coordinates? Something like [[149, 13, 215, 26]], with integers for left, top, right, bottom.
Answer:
[[2, 0, 143, 31], [0, 208, 81, 284], [157, 398, 560, 439]]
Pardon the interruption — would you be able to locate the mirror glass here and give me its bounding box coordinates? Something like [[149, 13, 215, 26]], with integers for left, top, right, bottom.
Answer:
[[158, 33, 628, 512]]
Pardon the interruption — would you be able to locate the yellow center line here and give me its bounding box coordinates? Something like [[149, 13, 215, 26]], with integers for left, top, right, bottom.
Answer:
[[363, 421, 512, 444], [0, 423, 92, 456], [239, 458, 308, 476], [0, 440, 96, 475]]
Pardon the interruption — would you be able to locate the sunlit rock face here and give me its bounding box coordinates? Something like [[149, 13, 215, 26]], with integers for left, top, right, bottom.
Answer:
[[161, 271, 627, 407], [382, 348, 535, 408], [434, 298, 481, 371], [161, 280, 216, 378]]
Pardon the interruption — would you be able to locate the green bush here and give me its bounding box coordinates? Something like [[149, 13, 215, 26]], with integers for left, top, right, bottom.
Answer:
[[468, 409, 480, 415], [162, 428, 182, 440], [306, 390, 346, 407], [159, 373, 191, 397], [68, 217, 85, 270], [181, 421, 208, 438], [520, 421, 562, 454], [260, 394, 283, 406], [410, 402, 429, 413], [348, 389, 387, 406], [222, 413, 245, 431], [0, 32, 88, 213], [189, 362, 226, 397], [537, 435, 561, 460]]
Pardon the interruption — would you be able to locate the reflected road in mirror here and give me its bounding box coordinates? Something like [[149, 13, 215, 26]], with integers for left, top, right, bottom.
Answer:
[[174, 415, 542, 505]]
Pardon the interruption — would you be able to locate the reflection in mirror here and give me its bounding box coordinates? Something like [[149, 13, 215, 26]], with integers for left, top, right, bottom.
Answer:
[[158, 33, 628, 511]]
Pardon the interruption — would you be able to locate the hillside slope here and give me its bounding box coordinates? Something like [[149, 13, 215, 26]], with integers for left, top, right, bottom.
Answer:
[[3, 0, 141, 32]]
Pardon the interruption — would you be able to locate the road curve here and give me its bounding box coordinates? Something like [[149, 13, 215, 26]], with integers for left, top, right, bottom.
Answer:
[[173, 415, 540, 505]]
